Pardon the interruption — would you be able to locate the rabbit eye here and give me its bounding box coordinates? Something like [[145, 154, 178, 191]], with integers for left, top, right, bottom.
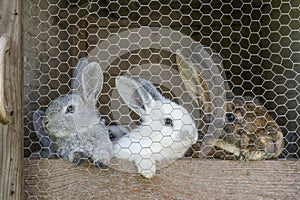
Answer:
[[225, 113, 236, 122], [66, 105, 74, 114], [165, 118, 173, 126]]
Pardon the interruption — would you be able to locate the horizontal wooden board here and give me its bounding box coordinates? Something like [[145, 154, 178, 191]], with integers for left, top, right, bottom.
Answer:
[[24, 159, 300, 199]]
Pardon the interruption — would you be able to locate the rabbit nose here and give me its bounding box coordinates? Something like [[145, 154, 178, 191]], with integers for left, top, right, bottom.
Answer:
[[266, 141, 280, 154], [265, 126, 283, 153]]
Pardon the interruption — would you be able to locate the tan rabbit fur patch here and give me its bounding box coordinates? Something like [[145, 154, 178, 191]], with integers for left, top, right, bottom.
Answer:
[[187, 96, 284, 160], [177, 48, 284, 160]]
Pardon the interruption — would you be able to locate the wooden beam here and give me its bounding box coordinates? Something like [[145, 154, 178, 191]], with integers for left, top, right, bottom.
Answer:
[[0, 0, 23, 199], [24, 159, 300, 199]]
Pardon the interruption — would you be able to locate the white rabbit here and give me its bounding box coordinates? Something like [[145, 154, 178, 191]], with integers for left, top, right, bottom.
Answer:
[[112, 76, 198, 178], [34, 58, 113, 167]]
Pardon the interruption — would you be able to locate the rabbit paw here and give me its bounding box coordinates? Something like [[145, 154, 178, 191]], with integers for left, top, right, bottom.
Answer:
[[93, 160, 109, 169], [136, 158, 156, 179], [70, 151, 86, 165], [242, 150, 267, 161]]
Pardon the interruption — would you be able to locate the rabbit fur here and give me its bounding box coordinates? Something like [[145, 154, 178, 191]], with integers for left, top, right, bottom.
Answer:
[[34, 58, 113, 167], [33, 110, 56, 159], [177, 47, 284, 160], [112, 76, 198, 178]]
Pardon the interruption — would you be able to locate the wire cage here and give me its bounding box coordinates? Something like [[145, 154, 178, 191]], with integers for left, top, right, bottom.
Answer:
[[22, 0, 300, 199]]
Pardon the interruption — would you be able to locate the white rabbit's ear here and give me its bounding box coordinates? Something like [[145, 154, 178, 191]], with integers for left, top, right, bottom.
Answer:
[[116, 76, 152, 116], [72, 58, 104, 107], [137, 78, 164, 101]]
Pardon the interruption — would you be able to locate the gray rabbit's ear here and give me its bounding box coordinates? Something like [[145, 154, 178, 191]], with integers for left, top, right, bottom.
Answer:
[[72, 58, 104, 106], [72, 57, 89, 87], [72, 57, 88, 91], [116, 76, 152, 116], [81, 62, 104, 104], [33, 110, 55, 157]]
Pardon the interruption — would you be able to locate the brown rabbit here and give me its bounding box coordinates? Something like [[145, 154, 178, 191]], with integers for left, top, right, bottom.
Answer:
[[177, 46, 284, 160]]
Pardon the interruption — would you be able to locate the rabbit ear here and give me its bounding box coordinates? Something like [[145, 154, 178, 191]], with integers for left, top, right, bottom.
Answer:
[[137, 78, 164, 101], [33, 110, 55, 158], [116, 76, 152, 116], [72, 57, 89, 89], [177, 47, 228, 157], [192, 46, 231, 91], [176, 50, 211, 105], [72, 58, 104, 107]]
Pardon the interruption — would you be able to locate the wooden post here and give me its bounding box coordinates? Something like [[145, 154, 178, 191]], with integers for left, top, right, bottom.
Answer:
[[0, 0, 23, 199]]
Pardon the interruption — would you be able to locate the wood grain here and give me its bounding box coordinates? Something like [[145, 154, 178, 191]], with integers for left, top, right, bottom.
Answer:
[[0, 35, 10, 124], [0, 0, 23, 199], [24, 159, 300, 199]]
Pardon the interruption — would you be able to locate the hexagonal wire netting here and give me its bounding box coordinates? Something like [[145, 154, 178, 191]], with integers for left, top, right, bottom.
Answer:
[[24, 0, 299, 182]]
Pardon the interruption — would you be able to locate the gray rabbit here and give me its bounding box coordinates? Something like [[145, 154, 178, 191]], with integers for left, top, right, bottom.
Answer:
[[33, 58, 113, 167]]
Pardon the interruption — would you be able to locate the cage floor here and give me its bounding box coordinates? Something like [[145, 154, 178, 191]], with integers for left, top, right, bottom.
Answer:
[[24, 159, 300, 199]]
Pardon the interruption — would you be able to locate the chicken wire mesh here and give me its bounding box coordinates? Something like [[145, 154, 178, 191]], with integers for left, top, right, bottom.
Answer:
[[23, 0, 299, 182]]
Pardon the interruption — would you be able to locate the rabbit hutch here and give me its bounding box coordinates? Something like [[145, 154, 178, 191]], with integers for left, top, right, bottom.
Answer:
[[0, 0, 299, 199]]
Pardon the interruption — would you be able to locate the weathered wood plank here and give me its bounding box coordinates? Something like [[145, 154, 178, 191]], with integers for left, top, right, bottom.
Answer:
[[24, 159, 300, 199], [0, 0, 23, 199]]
